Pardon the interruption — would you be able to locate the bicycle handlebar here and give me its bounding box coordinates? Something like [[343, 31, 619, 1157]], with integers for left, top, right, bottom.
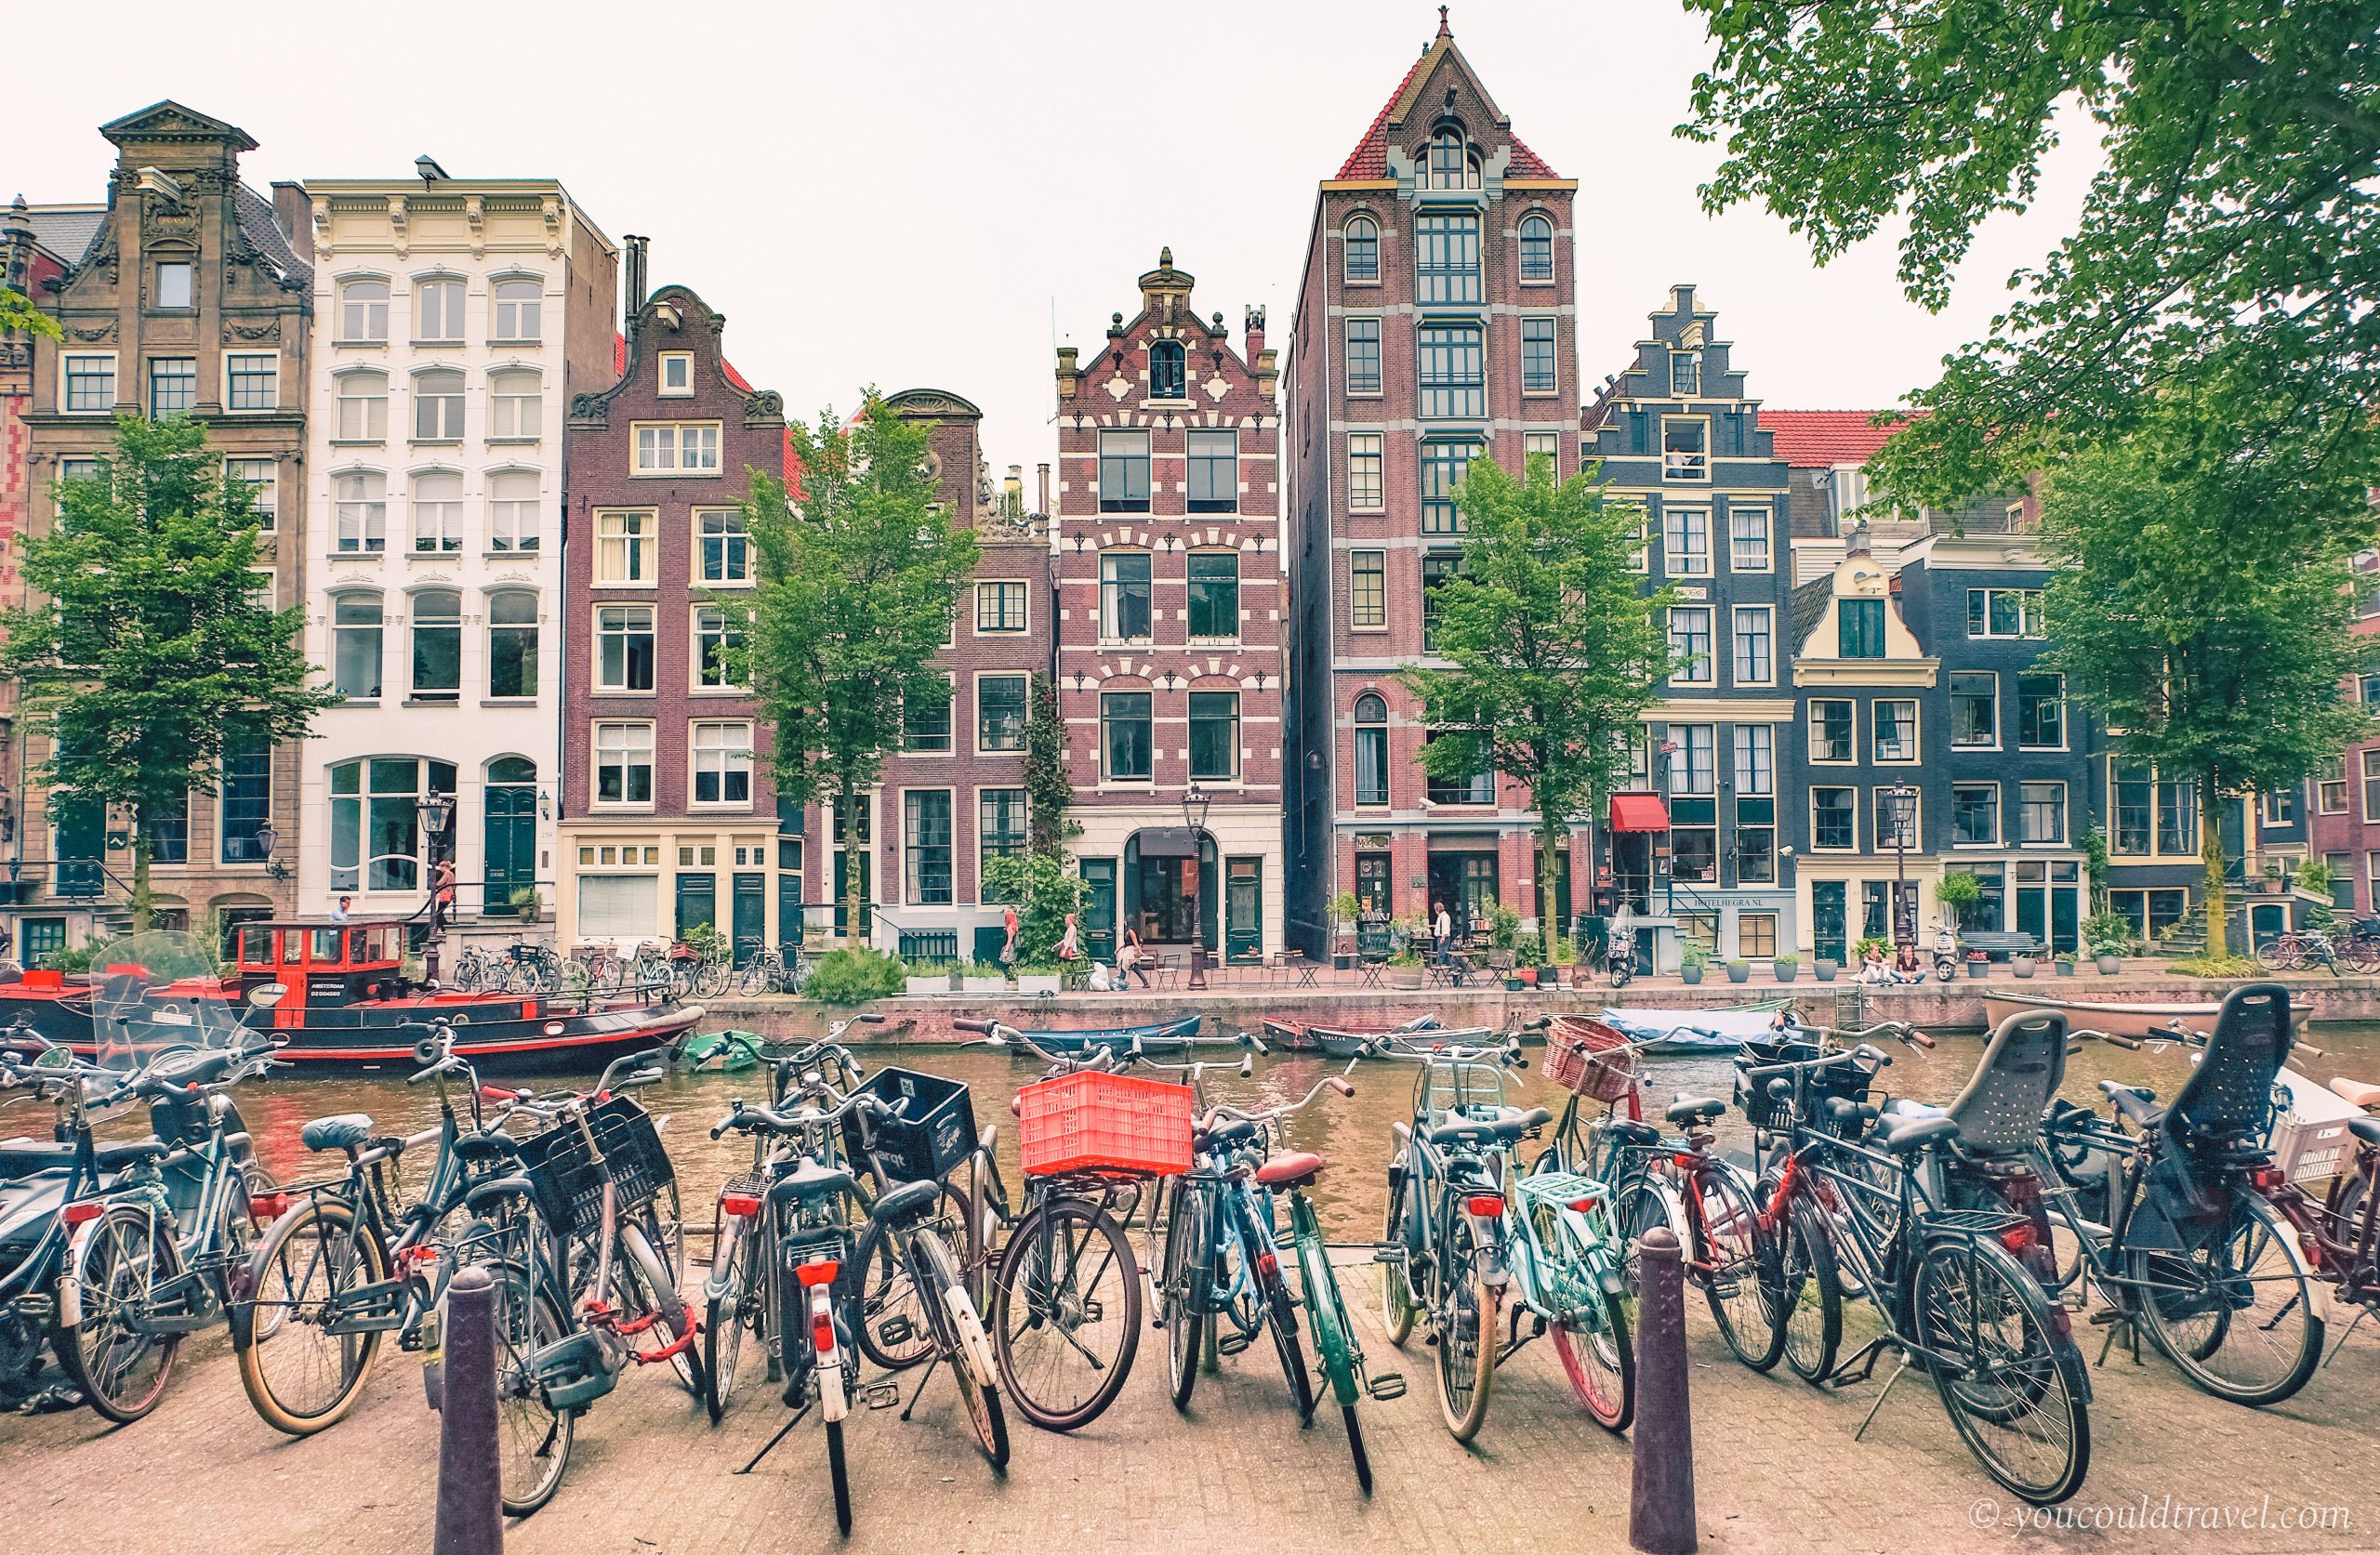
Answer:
[[710, 1089, 899, 1140]]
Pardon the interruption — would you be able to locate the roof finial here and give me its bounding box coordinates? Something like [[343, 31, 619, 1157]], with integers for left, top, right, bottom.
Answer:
[[1437, 5, 1450, 36], [1158, 245, 1172, 269]]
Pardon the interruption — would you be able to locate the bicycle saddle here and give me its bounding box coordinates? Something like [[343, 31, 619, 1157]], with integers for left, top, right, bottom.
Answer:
[[770, 1155, 854, 1204], [1427, 1106, 1552, 1148], [2331, 1077, 2380, 1109], [2348, 1116, 2380, 1148], [1194, 1115, 1258, 1152], [2097, 1080, 2162, 1128], [301, 1114, 375, 1153], [870, 1178, 943, 1225], [1663, 1096, 1725, 1127], [1826, 1098, 1879, 1131], [1254, 1151, 1323, 1189], [1881, 1113, 1960, 1155], [1603, 1119, 1660, 1147]]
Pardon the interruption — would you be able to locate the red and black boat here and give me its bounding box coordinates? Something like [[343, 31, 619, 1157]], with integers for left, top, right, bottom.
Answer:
[[0, 919, 701, 1077]]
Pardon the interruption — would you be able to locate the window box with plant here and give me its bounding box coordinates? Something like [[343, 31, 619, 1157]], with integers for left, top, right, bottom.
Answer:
[[960, 959, 1010, 995]]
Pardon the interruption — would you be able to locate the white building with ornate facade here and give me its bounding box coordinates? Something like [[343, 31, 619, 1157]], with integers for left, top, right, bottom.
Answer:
[[296, 170, 615, 924]]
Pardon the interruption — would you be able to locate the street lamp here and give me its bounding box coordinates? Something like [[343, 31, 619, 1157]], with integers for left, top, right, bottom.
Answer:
[[255, 821, 290, 882], [416, 791, 456, 982], [1183, 784, 1212, 986], [1888, 781, 1918, 948]]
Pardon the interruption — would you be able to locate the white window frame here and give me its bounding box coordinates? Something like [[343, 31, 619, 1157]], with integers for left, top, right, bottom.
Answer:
[[408, 470, 464, 553], [491, 278, 543, 343], [1667, 605, 1713, 684], [1662, 507, 1711, 576], [1808, 699, 1856, 765], [692, 605, 747, 692], [1809, 786, 1859, 852], [225, 456, 276, 531], [487, 469, 540, 554], [338, 278, 390, 343], [412, 368, 465, 441], [1875, 787, 1923, 850], [334, 369, 389, 442], [154, 258, 194, 310], [2019, 780, 2069, 846], [595, 509, 658, 585], [2016, 672, 2067, 751], [694, 507, 753, 586], [973, 579, 1030, 636], [1949, 669, 2000, 750], [1727, 503, 1772, 572], [1872, 698, 1920, 764], [333, 469, 388, 553], [2362, 750, 2380, 824], [1951, 781, 2002, 847], [1350, 549, 1387, 631], [658, 351, 694, 397], [632, 421, 721, 476], [1661, 415, 1710, 481], [902, 674, 957, 755], [690, 721, 754, 810], [591, 721, 656, 810], [60, 351, 116, 414], [1347, 432, 1384, 510], [976, 672, 1030, 757], [593, 603, 656, 693]]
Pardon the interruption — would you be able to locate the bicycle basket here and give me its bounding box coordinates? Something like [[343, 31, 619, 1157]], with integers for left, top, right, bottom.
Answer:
[[1015, 1071, 1192, 1179], [1543, 1016, 1636, 1102], [516, 1094, 675, 1240], [1735, 1055, 1876, 1137], [842, 1066, 978, 1184]]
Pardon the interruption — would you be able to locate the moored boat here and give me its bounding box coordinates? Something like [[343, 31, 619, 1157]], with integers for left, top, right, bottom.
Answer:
[[1006, 1011, 1207, 1055], [1, 921, 700, 1077], [1262, 1009, 1461, 1057], [1982, 989, 2221, 1040], [1597, 1004, 1793, 1052]]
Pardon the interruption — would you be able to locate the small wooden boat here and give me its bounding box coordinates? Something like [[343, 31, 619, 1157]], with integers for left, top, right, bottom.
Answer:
[[1599, 1003, 1793, 1053], [681, 1027, 764, 1073], [1983, 990, 2220, 1040], [1263, 1010, 1452, 1056], [1011, 1012, 1206, 1056]]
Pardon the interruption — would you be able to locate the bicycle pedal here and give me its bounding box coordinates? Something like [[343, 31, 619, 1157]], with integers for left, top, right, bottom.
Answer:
[[860, 1382, 902, 1410], [1372, 1243, 1408, 1264], [1367, 1373, 1407, 1402], [2061, 1289, 2088, 1311], [876, 1315, 916, 1348], [2087, 1308, 2125, 1325], [1216, 1332, 1254, 1357]]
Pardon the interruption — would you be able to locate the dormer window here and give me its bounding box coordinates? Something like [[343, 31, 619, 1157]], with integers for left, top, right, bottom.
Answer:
[[1426, 127, 1481, 190], [1149, 340, 1186, 401], [1343, 216, 1380, 283], [659, 352, 694, 397], [155, 260, 193, 310]]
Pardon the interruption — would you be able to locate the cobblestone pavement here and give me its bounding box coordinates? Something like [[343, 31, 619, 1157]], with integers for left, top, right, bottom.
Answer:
[[3, 1253, 2375, 1555]]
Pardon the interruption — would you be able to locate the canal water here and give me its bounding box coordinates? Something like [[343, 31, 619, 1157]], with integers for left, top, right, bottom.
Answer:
[[184, 1021, 2380, 1252]]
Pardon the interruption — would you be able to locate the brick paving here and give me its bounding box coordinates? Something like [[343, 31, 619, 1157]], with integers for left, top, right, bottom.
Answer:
[[3, 1250, 2375, 1555]]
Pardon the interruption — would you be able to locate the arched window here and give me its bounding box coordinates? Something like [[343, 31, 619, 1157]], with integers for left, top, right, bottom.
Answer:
[[1343, 215, 1380, 283], [1519, 214, 1554, 282], [411, 588, 461, 700], [335, 369, 388, 441], [1354, 693, 1388, 808], [414, 368, 464, 440], [328, 755, 456, 892], [410, 470, 462, 552], [487, 589, 538, 699], [1427, 127, 1479, 190], [340, 279, 390, 342], [489, 756, 536, 784], [489, 369, 541, 439], [492, 279, 541, 341], [334, 469, 387, 553], [331, 593, 383, 698], [1149, 339, 1186, 401]]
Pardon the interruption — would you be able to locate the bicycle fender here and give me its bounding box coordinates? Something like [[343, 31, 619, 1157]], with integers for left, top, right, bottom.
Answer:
[[57, 1199, 159, 1330], [941, 1284, 999, 1388], [706, 1216, 744, 1303], [812, 1287, 849, 1423]]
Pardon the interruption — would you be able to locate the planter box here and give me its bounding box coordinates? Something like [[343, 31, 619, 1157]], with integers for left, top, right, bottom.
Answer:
[[905, 976, 947, 998], [1333, 954, 1355, 971], [1505, 977, 1526, 992], [1726, 963, 1752, 984], [2013, 957, 2037, 979], [1681, 966, 1706, 985], [1772, 963, 1799, 982], [1816, 961, 1839, 982], [2053, 960, 2076, 977], [1965, 959, 1987, 980], [1016, 975, 1061, 995], [2096, 955, 2123, 975], [962, 977, 1008, 995], [1536, 966, 1558, 986], [1387, 965, 1424, 990]]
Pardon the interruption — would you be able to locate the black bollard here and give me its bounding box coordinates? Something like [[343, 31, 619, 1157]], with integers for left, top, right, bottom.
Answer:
[[435, 1265, 504, 1555], [1629, 1226, 1697, 1555]]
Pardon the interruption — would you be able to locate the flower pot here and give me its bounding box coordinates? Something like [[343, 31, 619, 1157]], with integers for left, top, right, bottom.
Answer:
[[1514, 967, 1537, 986], [2054, 959, 2076, 977], [2012, 956, 2037, 979], [962, 976, 1007, 995], [1816, 960, 1839, 982], [1387, 965, 1424, 990], [1505, 977, 1526, 992], [1965, 959, 1986, 980], [905, 976, 946, 998], [1333, 954, 1355, 971], [1017, 974, 1061, 995], [2096, 955, 2122, 975], [1536, 965, 1558, 986], [1726, 962, 1752, 984], [1772, 962, 1798, 983], [1681, 965, 1705, 985]]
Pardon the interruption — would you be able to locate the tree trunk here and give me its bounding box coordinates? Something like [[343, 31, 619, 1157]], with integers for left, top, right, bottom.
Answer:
[[128, 817, 152, 936], [1538, 823, 1562, 967], [840, 777, 867, 951], [2200, 769, 2228, 962]]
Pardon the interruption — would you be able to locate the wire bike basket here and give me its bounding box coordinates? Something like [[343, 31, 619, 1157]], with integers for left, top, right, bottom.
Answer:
[[1543, 1016, 1638, 1102], [1015, 1072, 1193, 1179], [516, 1094, 675, 1239]]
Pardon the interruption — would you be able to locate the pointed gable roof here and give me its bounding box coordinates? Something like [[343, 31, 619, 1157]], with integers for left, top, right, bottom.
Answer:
[[1335, 15, 1557, 180], [99, 99, 257, 153]]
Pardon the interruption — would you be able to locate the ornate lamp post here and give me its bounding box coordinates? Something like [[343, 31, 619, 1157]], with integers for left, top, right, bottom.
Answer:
[[255, 821, 291, 882], [417, 790, 456, 983], [1888, 780, 1918, 948], [1183, 784, 1211, 987]]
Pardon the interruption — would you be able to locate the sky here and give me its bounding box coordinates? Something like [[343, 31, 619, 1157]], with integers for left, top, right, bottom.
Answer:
[[9, 0, 2103, 480]]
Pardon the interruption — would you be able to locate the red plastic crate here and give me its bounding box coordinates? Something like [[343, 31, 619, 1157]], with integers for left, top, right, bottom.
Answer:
[[1016, 1071, 1194, 1178]]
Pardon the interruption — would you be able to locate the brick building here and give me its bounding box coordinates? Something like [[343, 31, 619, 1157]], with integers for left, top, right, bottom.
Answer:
[[2307, 575, 2380, 924], [1284, 15, 1582, 953], [1053, 249, 1284, 966], [13, 103, 313, 961]]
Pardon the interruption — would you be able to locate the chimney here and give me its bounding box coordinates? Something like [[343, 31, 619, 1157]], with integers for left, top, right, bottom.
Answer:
[[271, 181, 312, 260], [1243, 304, 1266, 361], [622, 234, 650, 326], [1037, 462, 1051, 516], [1003, 465, 1025, 522], [1846, 519, 1873, 558]]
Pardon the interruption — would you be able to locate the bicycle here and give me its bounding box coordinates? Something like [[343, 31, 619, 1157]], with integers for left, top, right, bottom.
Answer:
[[1747, 1047, 2091, 1505], [2030, 985, 2326, 1407], [2266, 1070, 2379, 1363], [1537, 1017, 1778, 1380], [2257, 928, 2347, 976], [734, 939, 793, 995], [1380, 1035, 1554, 1441], [952, 1017, 1174, 1432]]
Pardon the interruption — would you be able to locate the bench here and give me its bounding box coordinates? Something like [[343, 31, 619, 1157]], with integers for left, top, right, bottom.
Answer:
[[1957, 929, 2041, 961]]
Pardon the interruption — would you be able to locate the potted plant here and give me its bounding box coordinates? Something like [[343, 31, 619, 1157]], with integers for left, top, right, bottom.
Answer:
[[1935, 870, 1981, 930], [2053, 953, 2077, 976], [2296, 859, 2334, 901], [960, 959, 1009, 995], [1511, 966, 1536, 990], [905, 965, 950, 998], [1771, 953, 1799, 983], [2012, 951, 2038, 978], [1966, 950, 1988, 979], [1680, 943, 1709, 986], [1386, 947, 1424, 990], [1016, 961, 1063, 996], [1815, 957, 1839, 982], [2082, 912, 2135, 975], [1330, 892, 1361, 969], [2262, 862, 2287, 894], [508, 886, 542, 926], [1726, 957, 1752, 984], [1488, 903, 1522, 955]]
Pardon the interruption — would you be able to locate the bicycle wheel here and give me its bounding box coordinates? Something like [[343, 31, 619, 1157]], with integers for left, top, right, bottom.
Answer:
[[1382, 1166, 1419, 1345], [852, 1180, 970, 1372], [237, 1196, 388, 1433], [1291, 1223, 1369, 1490], [1161, 1180, 1211, 1409], [826, 1417, 853, 1535], [1776, 1190, 1843, 1383], [488, 1260, 575, 1518], [1432, 1211, 1498, 1442], [1546, 1206, 1633, 1431], [615, 1218, 707, 1400], [1911, 1232, 2090, 1506], [1266, 1282, 1316, 1421], [990, 1194, 1143, 1430], [694, 959, 733, 999], [913, 1226, 1008, 1469], [1612, 1177, 1677, 1297], [702, 1213, 761, 1423], [2130, 1190, 2323, 1406], [1699, 1168, 1786, 1372], [57, 1204, 184, 1423]]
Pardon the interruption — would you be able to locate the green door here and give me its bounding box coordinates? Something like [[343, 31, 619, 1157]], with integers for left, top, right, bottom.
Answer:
[[831, 850, 871, 939], [1080, 858, 1116, 964], [2050, 887, 2080, 955], [676, 874, 718, 938], [2016, 887, 2046, 947], [483, 766, 537, 909], [1812, 881, 1847, 965], [1224, 857, 1262, 961], [52, 794, 105, 899], [733, 874, 766, 962]]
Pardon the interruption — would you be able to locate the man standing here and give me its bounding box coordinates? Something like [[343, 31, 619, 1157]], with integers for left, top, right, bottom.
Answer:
[[1432, 900, 1453, 966]]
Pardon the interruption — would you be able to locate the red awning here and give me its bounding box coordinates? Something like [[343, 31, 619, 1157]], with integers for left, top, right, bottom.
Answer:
[[1609, 795, 1670, 833]]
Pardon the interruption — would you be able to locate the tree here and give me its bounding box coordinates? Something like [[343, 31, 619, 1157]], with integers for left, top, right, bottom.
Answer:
[[0, 416, 335, 930], [1022, 670, 1072, 858], [741, 397, 980, 947], [1, 284, 60, 342], [2035, 397, 2375, 960], [1398, 454, 1677, 963], [1680, 1, 2380, 507]]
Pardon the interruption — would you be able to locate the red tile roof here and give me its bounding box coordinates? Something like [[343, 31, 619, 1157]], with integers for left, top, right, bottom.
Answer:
[[1758, 410, 1914, 468], [1334, 42, 1556, 180]]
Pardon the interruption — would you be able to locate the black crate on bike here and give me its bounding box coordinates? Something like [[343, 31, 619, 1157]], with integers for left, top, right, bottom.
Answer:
[[1734, 1054, 1877, 1138], [516, 1094, 676, 1240], [840, 1066, 977, 1185]]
